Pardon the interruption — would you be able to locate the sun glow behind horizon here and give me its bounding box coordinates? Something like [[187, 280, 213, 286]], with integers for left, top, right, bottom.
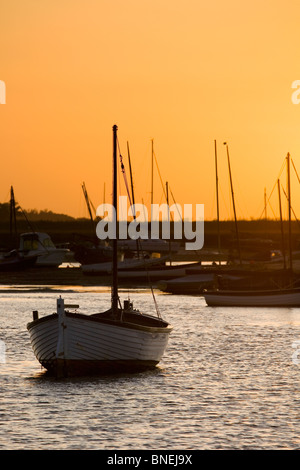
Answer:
[[1, 0, 300, 222]]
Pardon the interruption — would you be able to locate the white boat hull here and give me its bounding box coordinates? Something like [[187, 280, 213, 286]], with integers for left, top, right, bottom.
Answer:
[[204, 288, 300, 307], [27, 308, 172, 376], [34, 249, 69, 267], [19, 232, 69, 267]]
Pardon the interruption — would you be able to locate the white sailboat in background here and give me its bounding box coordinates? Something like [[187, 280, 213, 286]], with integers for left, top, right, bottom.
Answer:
[[204, 152, 300, 307], [203, 287, 300, 307], [27, 125, 173, 377]]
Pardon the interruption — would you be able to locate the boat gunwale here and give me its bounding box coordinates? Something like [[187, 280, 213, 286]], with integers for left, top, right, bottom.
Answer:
[[27, 310, 173, 334], [204, 287, 300, 297]]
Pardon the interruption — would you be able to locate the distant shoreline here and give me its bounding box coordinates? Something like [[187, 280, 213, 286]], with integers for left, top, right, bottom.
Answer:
[[1, 218, 298, 251]]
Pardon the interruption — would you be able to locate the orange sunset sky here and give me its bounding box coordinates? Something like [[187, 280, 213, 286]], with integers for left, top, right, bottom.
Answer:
[[1, 0, 300, 221]]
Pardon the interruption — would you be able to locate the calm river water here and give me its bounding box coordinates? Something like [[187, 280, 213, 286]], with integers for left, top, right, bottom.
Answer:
[[0, 286, 299, 450]]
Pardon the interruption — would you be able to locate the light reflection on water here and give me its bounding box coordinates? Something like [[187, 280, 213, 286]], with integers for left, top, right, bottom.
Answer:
[[0, 288, 300, 449]]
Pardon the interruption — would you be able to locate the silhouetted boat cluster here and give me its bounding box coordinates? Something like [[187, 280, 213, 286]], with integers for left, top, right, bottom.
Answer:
[[3, 127, 300, 380], [2, 143, 300, 311]]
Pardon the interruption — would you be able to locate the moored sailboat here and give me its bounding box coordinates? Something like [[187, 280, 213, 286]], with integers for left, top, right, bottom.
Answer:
[[203, 287, 300, 307], [27, 125, 173, 377], [204, 152, 300, 307]]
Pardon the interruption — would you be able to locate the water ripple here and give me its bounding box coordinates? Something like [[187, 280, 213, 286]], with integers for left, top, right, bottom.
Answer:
[[0, 290, 300, 449]]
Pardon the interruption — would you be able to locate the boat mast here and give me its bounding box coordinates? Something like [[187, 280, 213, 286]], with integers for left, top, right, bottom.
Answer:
[[10, 186, 17, 247], [214, 140, 221, 264], [166, 181, 172, 264], [112, 124, 118, 314], [127, 141, 140, 257], [82, 182, 95, 235], [287, 152, 293, 271], [264, 188, 267, 220], [224, 142, 242, 265], [277, 178, 286, 271], [151, 139, 154, 207], [127, 142, 135, 210]]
